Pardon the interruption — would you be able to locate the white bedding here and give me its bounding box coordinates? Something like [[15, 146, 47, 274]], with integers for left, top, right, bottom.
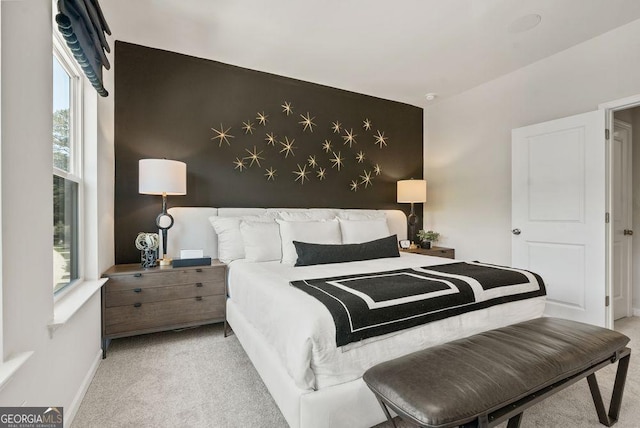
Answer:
[[227, 252, 546, 390]]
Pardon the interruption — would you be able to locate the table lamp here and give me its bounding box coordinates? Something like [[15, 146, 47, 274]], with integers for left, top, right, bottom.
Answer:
[[139, 159, 187, 265], [397, 179, 427, 243]]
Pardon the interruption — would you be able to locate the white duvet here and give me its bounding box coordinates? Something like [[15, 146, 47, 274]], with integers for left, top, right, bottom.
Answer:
[[227, 253, 546, 390]]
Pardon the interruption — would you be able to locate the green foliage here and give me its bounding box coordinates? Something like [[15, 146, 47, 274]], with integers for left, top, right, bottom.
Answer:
[[53, 108, 70, 171], [417, 229, 440, 242], [53, 108, 71, 245]]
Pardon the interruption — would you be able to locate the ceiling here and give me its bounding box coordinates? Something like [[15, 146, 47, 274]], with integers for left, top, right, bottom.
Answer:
[[100, 0, 640, 107]]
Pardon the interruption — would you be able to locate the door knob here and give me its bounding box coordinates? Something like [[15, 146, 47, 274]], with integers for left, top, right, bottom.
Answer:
[[624, 229, 634, 236], [512, 228, 521, 235]]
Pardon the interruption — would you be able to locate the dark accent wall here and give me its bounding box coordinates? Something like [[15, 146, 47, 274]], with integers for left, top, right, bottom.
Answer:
[[115, 41, 423, 264]]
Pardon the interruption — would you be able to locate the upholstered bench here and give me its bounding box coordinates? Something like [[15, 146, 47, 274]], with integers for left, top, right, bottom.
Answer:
[[363, 317, 631, 428]]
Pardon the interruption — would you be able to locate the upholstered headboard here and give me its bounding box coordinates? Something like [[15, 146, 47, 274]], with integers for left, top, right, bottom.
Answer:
[[165, 207, 407, 260]]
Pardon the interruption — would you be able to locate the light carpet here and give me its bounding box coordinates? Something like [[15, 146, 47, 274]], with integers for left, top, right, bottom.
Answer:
[[72, 317, 640, 428]]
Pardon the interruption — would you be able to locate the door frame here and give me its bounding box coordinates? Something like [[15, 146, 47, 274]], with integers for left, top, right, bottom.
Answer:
[[599, 94, 640, 328], [612, 119, 633, 320]]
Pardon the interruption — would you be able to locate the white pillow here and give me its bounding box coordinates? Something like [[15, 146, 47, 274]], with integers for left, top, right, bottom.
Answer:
[[338, 210, 387, 220], [208, 214, 276, 263], [240, 220, 282, 262], [338, 218, 391, 244], [208, 217, 243, 263], [278, 210, 336, 221], [276, 219, 342, 264]]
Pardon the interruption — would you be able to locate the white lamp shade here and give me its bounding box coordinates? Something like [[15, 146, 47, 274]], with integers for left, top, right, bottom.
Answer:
[[397, 179, 427, 203], [139, 159, 187, 195]]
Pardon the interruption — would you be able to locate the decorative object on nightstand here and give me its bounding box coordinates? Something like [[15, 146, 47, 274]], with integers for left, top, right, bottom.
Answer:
[[101, 260, 227, 358], [397, 179, 427, 243], [134, 232, 159, 268], [139, 159, 187, 266], [417, 229, 440, 249]]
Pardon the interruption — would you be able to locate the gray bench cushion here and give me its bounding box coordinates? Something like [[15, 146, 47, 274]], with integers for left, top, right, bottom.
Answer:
[[363, 317, 630, 428]]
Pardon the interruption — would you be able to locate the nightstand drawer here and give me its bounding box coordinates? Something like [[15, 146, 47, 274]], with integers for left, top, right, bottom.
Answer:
[[106, 267, 223, 291], [401, 246, 455, 259], [105, 280, 225, 307], [104, 294, 225, 336], [427, 248, 455, 259]]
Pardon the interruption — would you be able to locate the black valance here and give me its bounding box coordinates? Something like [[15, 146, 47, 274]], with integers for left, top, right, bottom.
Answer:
[[55, 0, 111, 97]]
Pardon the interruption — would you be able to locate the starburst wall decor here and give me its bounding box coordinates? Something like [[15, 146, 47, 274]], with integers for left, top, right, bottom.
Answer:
[[209, 100, 391, 189]]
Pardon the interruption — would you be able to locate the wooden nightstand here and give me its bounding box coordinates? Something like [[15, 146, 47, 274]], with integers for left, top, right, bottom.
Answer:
[[101, 261, 227, 357], [401, 246, 455, 259]]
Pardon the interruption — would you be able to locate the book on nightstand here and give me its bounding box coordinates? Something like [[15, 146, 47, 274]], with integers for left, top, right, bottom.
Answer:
[[171, 257, 212, 267]]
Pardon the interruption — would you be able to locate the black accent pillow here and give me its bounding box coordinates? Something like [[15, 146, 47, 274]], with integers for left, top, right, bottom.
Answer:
[[293, 235, 400, 266]]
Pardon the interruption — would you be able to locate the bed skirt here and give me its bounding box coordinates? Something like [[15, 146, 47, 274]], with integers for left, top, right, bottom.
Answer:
[[227, 300, 389, 428]]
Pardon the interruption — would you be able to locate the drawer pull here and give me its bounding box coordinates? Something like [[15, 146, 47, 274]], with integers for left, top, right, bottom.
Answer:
[[195, 296, 203, 301], [196, 282, 203, 287], [134, 273, 142, 278], [196, 268, 203, 273], [133, 288, 142, 293], [133, 303, 142, 308]]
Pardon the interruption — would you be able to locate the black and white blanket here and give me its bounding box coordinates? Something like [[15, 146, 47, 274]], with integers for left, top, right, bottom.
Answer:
[[290, 262, 546, 347]]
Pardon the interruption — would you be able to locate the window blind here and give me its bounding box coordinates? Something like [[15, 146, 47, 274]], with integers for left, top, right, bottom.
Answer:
[[55, 0, 111, 97]]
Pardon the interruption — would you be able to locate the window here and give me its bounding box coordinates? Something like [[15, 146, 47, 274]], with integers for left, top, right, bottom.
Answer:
[[53, 38, 82, 294]]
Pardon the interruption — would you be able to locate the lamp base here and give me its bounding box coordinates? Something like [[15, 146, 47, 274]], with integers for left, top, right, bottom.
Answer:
[[159, 257, 172, 267], [407, 208, 419, 243]]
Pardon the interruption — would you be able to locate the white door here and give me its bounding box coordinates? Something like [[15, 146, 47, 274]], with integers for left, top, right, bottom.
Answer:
[[512, 110, 606, 326], [612, 120, 632, 320]]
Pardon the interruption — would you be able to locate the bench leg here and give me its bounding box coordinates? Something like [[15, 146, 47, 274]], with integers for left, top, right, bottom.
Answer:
[[506, 412, 523, 428], [375, 397, 398, 428], [587, 353, 631, 427]]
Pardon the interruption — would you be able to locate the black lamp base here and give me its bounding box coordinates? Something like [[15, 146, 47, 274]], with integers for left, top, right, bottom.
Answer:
[[407, 202, 419, 243], [155, 193, 175, 261]]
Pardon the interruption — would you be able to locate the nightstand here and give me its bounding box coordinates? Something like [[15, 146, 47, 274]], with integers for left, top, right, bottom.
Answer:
[[101, 261, 227, 357], [401, 246, 455, 259]]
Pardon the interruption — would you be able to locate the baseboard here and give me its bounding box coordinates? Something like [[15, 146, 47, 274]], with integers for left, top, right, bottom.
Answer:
[[633, 308, 640, 317], [65, 349, 102, 428]]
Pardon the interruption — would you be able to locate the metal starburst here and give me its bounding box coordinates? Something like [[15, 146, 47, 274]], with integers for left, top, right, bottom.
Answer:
[[279, 137, 296, 158], [307, 155, 318, 168], [317, 167, 327, 180], [343, 128, 357, 147], [363, 118, 372, 130], [244, 146, 264, 167], [322, 139, 332, 153], [360, 170, 373, 188], [265, 167, 277, 181], [330, 151, 344, 171], [299, 112, 316, 132], [350, 180, 359, 191], [242, 120, 255, 135], [356, 151, 365, 163], [373, 164, 382, 175], [211, 124, 235, 147], [282, 101, 293, 115], [332, 121, 342, 133], [293, 164, 309, 185], [256, 112, 269, 126], [374, 130, 388, 148], [233, 157, 246, 171], [265, 132, 277, 146]]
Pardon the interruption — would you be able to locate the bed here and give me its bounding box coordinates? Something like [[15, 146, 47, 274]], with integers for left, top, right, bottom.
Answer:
[[166, 207, 546, 428]]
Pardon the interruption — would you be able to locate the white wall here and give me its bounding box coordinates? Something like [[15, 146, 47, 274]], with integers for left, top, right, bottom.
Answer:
[[97, 40, 115, 280], [0, 1, 105, 423], [425, 18, 640, 265]]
